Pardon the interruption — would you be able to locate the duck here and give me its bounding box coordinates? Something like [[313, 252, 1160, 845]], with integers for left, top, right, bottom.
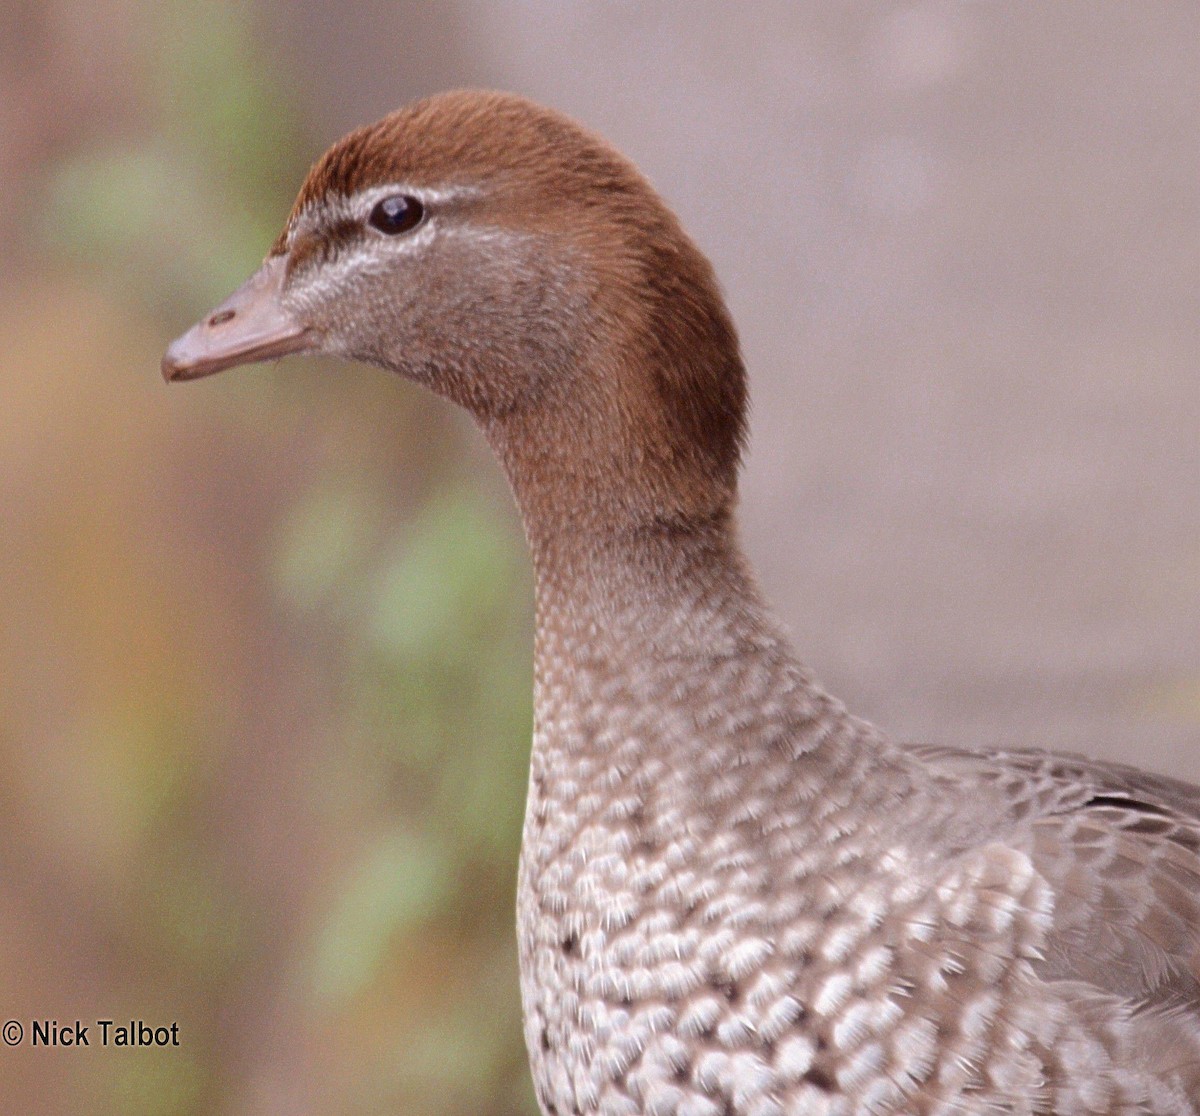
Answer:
[[163, 90, 1200, 1115]]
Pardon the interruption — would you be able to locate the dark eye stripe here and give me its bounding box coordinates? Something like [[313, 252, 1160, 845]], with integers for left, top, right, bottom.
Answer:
[[368, 194, 424, 235], [285, 218, 361, 275], [326, 218, 361, 246]]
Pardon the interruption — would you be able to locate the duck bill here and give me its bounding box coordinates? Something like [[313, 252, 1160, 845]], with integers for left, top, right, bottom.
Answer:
[[162, 255, 315, 382]]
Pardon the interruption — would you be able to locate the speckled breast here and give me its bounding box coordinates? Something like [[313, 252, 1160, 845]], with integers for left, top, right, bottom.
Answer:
[[511, 712, 1008, 1116]]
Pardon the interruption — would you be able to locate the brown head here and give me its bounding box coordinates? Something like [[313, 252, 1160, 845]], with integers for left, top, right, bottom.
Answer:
[[163, 91, 748, 540]]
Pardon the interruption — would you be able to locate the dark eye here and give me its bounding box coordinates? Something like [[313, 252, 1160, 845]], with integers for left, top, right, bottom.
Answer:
[[368, 194, 424, 235]]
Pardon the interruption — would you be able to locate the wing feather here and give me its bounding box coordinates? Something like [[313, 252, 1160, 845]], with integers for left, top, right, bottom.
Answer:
[[910, 742, 1200, 1099]]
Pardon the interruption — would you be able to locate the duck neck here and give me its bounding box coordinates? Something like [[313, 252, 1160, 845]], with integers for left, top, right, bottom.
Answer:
[[478, 353, 876, 781], [528, 509, 782, 673], [487, 431, 853, 772]]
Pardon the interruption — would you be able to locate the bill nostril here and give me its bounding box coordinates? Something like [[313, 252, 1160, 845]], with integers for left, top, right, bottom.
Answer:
[[209, 309, 236, 327]]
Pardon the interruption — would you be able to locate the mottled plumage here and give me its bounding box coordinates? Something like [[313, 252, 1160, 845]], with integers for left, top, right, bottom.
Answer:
[[164, 91, 1200, 1115]]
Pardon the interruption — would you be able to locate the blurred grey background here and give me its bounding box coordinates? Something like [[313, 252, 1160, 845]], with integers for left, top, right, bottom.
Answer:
[[0, 3, 1196, 1114]]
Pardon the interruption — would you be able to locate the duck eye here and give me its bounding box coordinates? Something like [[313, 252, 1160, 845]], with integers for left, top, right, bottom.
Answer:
[[368, 195, 424, 235]]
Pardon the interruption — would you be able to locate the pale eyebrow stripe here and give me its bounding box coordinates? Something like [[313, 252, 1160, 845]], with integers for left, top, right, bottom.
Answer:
[[292, 182, 482, 236]]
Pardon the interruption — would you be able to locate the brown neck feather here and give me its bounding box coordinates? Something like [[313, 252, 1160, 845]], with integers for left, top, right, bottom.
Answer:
[[481, 190, 749, 554]]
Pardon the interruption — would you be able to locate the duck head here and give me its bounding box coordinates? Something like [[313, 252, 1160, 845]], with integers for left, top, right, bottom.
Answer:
[[164, 91, 748, 535]]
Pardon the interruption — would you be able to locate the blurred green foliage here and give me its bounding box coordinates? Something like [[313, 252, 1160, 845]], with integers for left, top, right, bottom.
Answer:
[[9, 2, 536, 1114], [44, 2, 306, 309]]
